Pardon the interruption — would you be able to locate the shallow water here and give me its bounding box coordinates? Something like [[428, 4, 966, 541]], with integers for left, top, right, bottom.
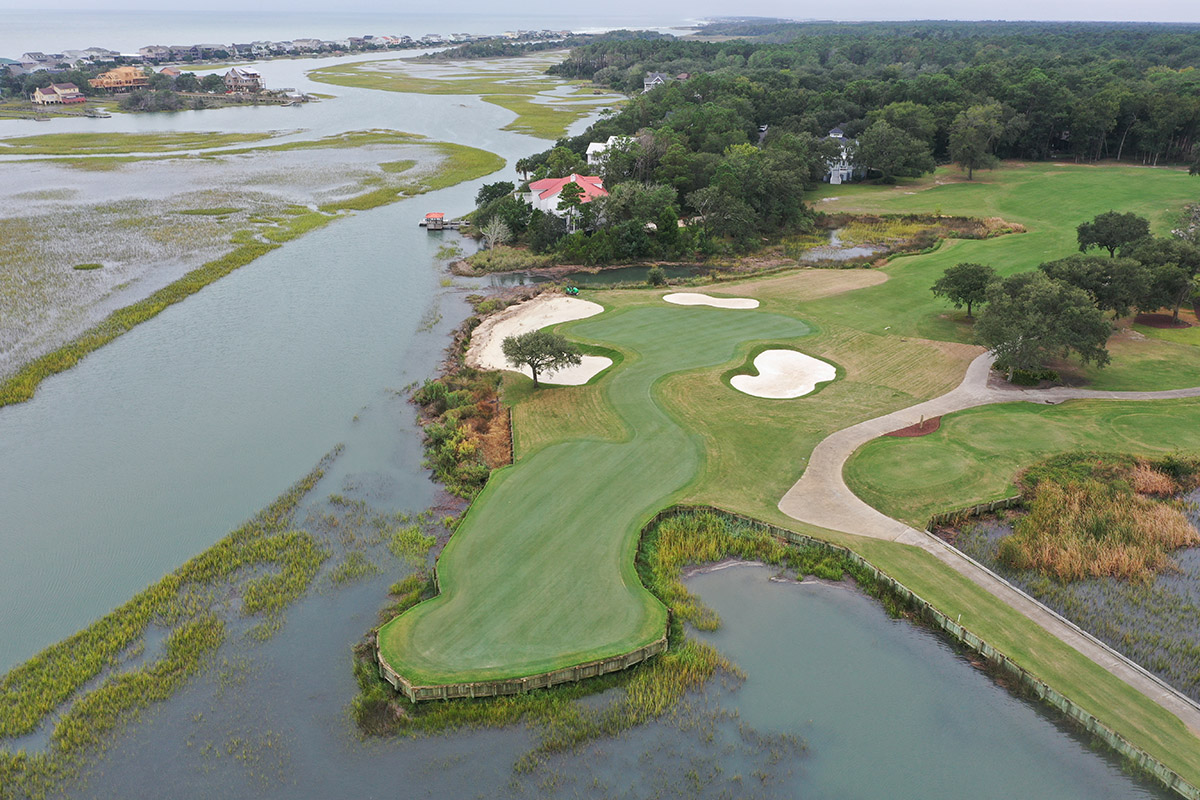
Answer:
[[797, 228, 884, 262], [73, 565, 1171, 799], [948, 488, 1200, 701]]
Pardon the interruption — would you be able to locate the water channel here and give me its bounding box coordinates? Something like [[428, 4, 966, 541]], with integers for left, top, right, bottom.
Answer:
[[0, 48, 1178, 798]]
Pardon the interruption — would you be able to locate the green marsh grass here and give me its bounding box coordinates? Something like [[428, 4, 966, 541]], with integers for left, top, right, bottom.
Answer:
[[71, 263, 102, 271], [0, 451, 337, 799]]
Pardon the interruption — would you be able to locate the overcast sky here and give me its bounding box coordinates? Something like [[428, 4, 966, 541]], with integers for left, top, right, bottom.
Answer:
[[6, 0, 1200, 22]]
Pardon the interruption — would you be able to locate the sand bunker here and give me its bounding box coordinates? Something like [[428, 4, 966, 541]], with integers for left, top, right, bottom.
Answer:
[[731, 350, 836, 399], [467, 294, 612, 385], [663, 292, 759, 310]]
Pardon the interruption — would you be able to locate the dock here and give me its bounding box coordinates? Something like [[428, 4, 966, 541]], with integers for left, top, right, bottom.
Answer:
[[420, 212, 468, 230]]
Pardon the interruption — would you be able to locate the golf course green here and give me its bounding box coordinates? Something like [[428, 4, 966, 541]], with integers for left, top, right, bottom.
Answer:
[[379, 303, 812, 684]]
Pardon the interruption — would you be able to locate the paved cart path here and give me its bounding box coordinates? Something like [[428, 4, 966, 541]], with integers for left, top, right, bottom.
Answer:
[[779, 352, 1200, 736]]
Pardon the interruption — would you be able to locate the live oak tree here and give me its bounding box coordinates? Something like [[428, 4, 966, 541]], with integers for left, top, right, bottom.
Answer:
[[948, 103, 1004, 180], [1076, 211, 1150, 257], [975, 271, 1112, 376], [501, 330, 582, 387], [930, 262, 997, 317], [1038, 254, 1150, 318], [851, 120, 936, 183]]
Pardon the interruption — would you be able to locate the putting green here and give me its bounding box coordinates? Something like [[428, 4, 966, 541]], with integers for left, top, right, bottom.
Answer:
[[379, 303, 811, 684]]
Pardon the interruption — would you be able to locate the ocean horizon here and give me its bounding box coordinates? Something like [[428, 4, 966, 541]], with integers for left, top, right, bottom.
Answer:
[[0, 9, 699, 60]]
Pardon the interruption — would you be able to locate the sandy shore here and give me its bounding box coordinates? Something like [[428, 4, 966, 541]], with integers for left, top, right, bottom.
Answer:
[[466, 294, 612, 385], [663, 292, 760, 309], [731, 350, 837, 398]]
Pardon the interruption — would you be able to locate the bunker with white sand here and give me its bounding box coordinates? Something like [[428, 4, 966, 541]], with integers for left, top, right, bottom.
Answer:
[[731, 350, 837, 399], [466, 295, 613, 385], [663, 292, 760, 309]]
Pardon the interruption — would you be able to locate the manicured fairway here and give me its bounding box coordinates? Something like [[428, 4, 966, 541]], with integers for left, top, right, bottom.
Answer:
[[379, 303, 812, 684], [844, 397, 1200, 527]]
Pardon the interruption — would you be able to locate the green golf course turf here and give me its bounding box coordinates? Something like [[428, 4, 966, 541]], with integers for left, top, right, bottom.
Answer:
[[845, 397, 1200, 527], [378, 302, 813, 684]]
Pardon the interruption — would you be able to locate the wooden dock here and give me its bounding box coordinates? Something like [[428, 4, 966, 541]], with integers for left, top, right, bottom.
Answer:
[[420, 213, 468, 230]]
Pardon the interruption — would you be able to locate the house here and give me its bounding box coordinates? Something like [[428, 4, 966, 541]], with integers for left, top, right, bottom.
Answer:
[[32, 83, 86, 104], [823, 127, 857, 185], [89, 66, 149, 91], [585, 135, 633, 167], [138, 46, 170, 62], [159, 66, 182, 77], [293, 38, 323, 52], [642, 72, 670, 93], [168, 45, 201, 61], [224, 66, 264, 92], [524, 174, 608, 219]]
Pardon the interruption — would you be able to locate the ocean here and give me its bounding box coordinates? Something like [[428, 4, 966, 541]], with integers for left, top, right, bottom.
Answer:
[[0, 9, 698, 59]]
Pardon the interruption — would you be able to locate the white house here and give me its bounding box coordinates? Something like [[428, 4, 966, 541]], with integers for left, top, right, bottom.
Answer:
[[642, 72, 670, 93], [524, 173, 608, 217], [224, 66, 264, 93], [585, 135, 633, 167], [823, 127, 857, 185]]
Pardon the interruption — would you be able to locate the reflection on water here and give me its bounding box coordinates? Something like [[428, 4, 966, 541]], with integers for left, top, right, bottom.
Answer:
[[796, 228, 884, 262], [76, 564, 1171, 799]]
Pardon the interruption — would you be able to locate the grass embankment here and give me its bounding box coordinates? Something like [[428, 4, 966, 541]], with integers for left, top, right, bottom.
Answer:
[[0, 133, 502, 409], [308, 55, 621, 140], [0, 452, 335, 799], [0, 131, 275, 156], [997, 453, 1200, 581], [845, 399, 1200, 527], [358, 510, 866, 770]]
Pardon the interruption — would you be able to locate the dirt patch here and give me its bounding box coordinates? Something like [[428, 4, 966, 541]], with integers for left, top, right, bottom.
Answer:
[[885, 416, 942, 437], [1135, 313, 1192, 329]]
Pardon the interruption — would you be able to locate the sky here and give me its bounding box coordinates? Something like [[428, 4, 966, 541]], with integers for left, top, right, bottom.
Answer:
[[3, 1, 1200, 22]]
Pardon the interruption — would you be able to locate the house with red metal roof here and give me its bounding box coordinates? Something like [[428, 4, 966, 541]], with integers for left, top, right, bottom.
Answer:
[[524, 173, 607, 218], [32, 83, 86, 105]]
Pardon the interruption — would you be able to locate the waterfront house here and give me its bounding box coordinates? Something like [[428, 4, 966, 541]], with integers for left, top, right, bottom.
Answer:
[[224, 66, 264, 92], [159, 66, 182, 77], [89, 66, 149, 91], [138, 45, 170, 62], [32, 83, 86, 104], [524, 173, 607, 217]]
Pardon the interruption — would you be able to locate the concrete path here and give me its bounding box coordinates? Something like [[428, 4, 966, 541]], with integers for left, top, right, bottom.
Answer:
[[778, 352, 1200, 735]]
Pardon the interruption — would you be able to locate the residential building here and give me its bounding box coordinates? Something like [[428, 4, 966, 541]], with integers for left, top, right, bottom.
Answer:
[[138, 46, 170, 62], [524, 173, 608, 219], [823, 127, 857, 185], [642, 72, 670, 93], [293, 38, 323, 51], [89, 66, 149, 91], [32, 83, 86, 104], [224, 66, 264, 92], [159, 66, 182, 77], [585, 135, 632, 167]]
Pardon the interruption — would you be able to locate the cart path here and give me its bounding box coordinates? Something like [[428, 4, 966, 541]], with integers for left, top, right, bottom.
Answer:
[[778, 351, 1200, 736]]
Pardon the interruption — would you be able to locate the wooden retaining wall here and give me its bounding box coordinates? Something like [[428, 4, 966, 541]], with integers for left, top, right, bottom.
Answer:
[[652, 505, 1200, 800], [927, 494, 1023, 529], [377, 633, 668, 702]]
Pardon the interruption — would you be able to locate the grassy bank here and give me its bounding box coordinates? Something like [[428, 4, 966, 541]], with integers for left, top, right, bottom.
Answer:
[[0, 133, 502, 408], [0, 452, 336, 799], [0, 131, 275, 156], [308, 55, 621, 140]]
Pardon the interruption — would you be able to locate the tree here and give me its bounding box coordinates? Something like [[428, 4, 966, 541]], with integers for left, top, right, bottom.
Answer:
[[868, 101, 937, 145], [501, 330, 582, 387], [475, 181, 515, 207], [200, 73, 224, 93], [175, 72, 199, 92], [1039, 254, 1150, 317], [852, 120, 936, 183], [1076, 211, 1151, 257], [480, 217, 511, 249], [975, 271, 1111, 376], [930, 262, 997, 317], [557, 182, 584, 214], [948, 102, 1004, 180]]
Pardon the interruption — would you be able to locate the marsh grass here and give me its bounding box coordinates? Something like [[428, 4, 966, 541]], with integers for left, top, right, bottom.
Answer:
[[71, 263, 102, 270], [350, 509, 878, 773], [999, 453, 1200, 581], [0, 450, 338, 799], [465, 245, 554, 272], [176, 207, 242, 216]]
